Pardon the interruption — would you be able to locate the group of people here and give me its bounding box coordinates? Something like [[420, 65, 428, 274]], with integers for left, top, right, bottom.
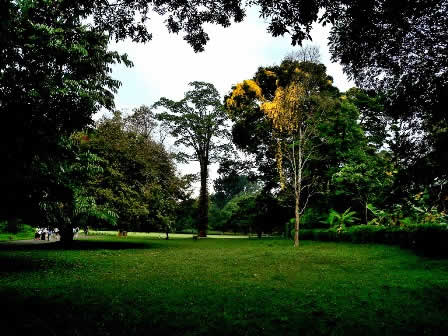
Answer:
[[34, 227, 59, 241], [34, 227, 83, 241]]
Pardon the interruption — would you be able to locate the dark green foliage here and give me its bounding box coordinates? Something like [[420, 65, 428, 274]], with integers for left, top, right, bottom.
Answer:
[[297, 208, 327, 229], [329, 2, 447, 203], [209, 190, 288, 235], [86, 111, 185, 233], [345, 88, 388, 149], [0, 0, 131, 223], [301, 224, 448, 256], [213, 160, 257, 209], [35, 135, 118, 244], [175, 199, 198, 232], [0, 222, 34, 241]]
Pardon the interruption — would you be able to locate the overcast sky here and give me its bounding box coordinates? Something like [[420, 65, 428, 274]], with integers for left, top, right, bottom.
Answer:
[[104, 8, 354, 194], [108, 8, 353, 111]]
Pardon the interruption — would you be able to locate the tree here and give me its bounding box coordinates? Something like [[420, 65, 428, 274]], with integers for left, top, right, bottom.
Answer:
[[344, 88, 388, 150], [212, 156, 259, 208], [154, 82, 229, 237], [36, 135, 118, 244], [124, 105, 158, 140], [284, 45, 321, 63], [332, 151, 395, 224], [82, 0, 446, 200], [0, 0, 131, 225], [88, 111, 185, 233], [226, 60, 340, 246]]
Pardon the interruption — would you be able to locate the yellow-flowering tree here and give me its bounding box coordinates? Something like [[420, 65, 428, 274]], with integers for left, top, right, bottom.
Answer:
[[226, 60, 338, 247]]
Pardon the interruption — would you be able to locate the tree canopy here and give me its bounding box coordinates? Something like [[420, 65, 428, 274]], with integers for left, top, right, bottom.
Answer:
[[154, 82, 229, 237], [1, 0, 446, 245], [0, 0, 131, 222]]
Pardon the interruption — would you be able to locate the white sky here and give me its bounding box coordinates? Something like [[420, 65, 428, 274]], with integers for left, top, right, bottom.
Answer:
[[104, 8, 354, 194]]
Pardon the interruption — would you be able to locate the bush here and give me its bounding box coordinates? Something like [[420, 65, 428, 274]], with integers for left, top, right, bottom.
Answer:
[[0, 222, 35, 241], [300, 224, 448, 256], [300, 208, 328, 228]]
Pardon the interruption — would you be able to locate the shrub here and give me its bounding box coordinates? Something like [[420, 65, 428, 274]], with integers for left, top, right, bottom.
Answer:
[[300, 224, 448, 256], [321, 208, 360, 229], [300, 208, 327, 228]]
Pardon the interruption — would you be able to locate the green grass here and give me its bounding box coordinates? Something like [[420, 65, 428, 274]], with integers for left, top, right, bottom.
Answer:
[[1, 236, 447, 335], [91, 229, 249, 239], [0, 222, 35, 241]]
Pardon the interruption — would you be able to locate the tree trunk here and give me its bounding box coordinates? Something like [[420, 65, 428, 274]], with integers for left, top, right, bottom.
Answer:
[[59, 226, 74, 246], [198, 161, 208, 237], [294, 192, 300, 247], [293, 131, 302, 248], [365, 201, 368, 225], [6, 216, 20, 234]]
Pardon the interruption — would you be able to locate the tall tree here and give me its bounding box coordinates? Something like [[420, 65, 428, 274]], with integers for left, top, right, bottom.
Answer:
[[84, 0, 446, 199], [154, 82, 229, 237], [0, 0, 131, 224], [226, 60, 341, 246]]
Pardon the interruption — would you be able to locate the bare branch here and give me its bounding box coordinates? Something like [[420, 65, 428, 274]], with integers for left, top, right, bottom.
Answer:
[[284, 45, 321, 63]]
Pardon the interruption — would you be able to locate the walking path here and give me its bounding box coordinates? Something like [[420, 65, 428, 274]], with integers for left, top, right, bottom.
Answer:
[[0, 239, 56, 245], [0, 237, 62, 247]]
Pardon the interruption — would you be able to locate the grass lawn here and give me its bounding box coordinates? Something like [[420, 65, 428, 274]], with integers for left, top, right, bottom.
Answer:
[[1, 235, 447, 335], [90, 230, 249, 239]]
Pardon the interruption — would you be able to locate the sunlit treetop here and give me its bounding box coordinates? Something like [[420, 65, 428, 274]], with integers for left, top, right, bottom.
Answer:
[[260, 82, 306, 134], [225, 60, 338, 128], [226, 80, 264, 112]]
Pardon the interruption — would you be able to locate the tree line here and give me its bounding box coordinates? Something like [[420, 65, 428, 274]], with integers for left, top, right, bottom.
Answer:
[[0, 0, 446, 246]]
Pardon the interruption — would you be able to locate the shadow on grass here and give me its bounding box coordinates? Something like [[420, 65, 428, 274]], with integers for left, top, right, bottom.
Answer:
[[0, 239, 167, 274], [0, 255, 59, 273], [1, 281, 448, 336]]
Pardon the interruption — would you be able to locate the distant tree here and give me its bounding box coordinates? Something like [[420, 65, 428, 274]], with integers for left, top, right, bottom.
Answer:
[[218, 191, 286, 237], [284, 45, 320, 63], [124, 105, 158, 140], [175, 198, 198, 232], [154, 82, 229, 237], [212, 157, 259, 209]]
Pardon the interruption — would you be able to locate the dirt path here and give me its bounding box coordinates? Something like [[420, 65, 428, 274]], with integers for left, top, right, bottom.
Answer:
[[0, 238, 59, 246]]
